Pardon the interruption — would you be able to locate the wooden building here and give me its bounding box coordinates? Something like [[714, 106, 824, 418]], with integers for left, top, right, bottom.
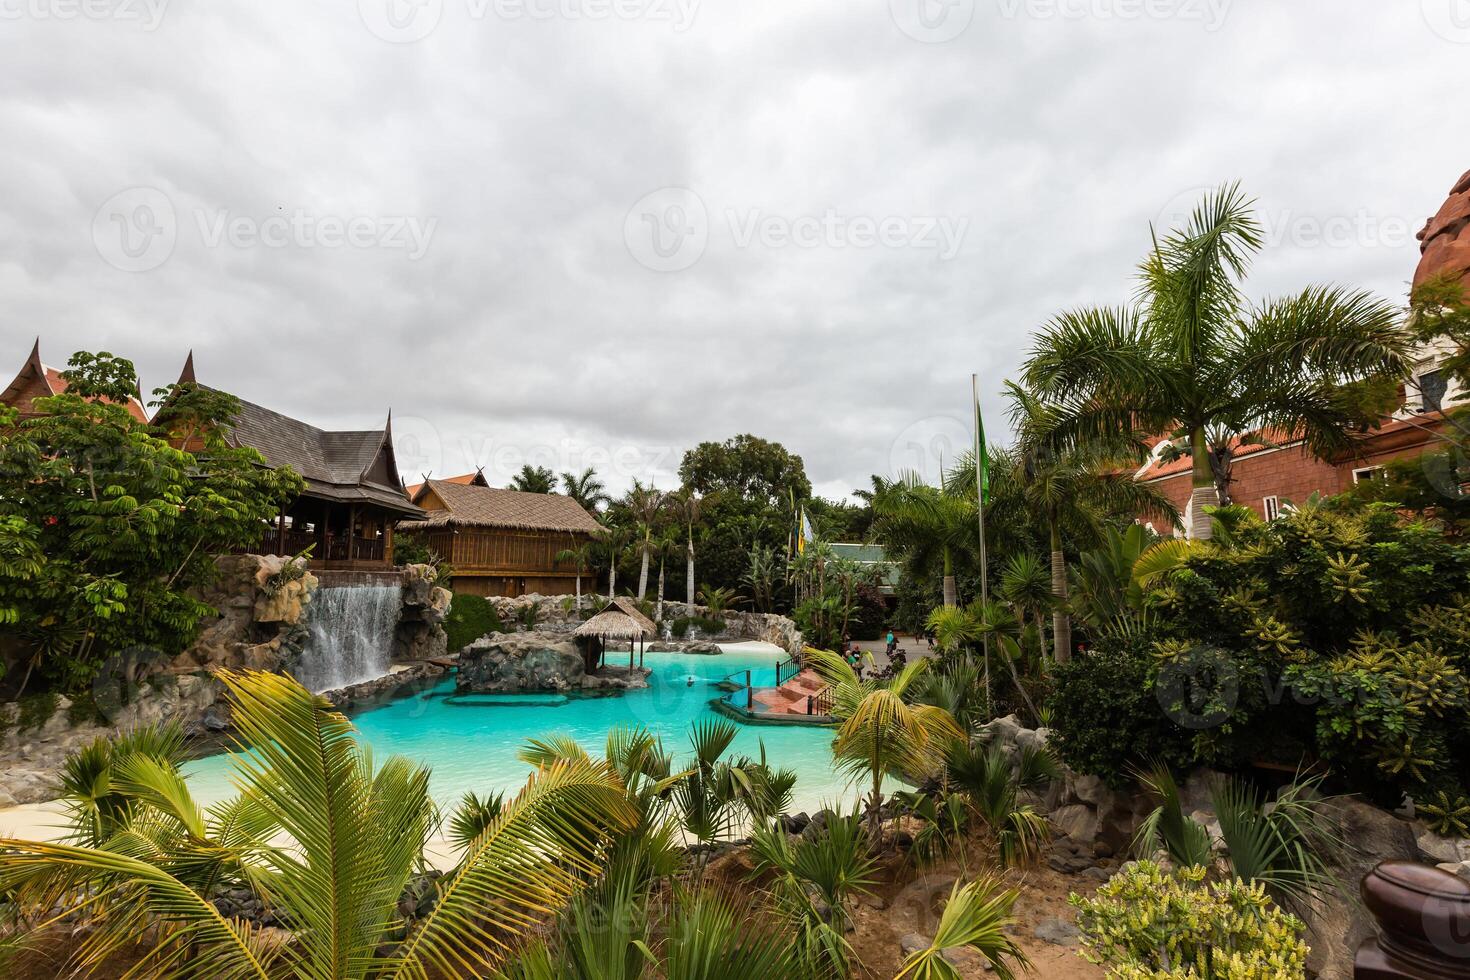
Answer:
[[1, 339, 149, 423], [402, 478, 603, 597], [171, 354, 423, 570]]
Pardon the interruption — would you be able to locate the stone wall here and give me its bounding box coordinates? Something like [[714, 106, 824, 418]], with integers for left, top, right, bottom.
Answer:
[[475, 594, 805, 657], [458, 630, 649, 693]]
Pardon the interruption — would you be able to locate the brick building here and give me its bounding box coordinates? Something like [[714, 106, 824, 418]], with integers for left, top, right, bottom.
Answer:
[[1138, 169, 1470, 535]]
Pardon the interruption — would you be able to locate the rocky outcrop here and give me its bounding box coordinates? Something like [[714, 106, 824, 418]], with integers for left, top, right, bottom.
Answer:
[[457, 631, 649, 693], [645, 639, 723, 654], [395, 564, 451, 662], [0, 674, 219, 806], [169, 554, 318, 675]]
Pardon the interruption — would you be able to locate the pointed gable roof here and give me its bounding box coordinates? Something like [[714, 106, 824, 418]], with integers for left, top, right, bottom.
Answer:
[[2, 339, 150, 423], [175, 354, 421, 517], [404, 468, 487, 500], [409, 479, 603, 534]]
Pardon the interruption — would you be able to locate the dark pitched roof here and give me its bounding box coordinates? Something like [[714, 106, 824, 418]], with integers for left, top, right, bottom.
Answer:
[[410, 479, 603, 534], [172, 356, 422, 518], [3, 338, 150, 423]]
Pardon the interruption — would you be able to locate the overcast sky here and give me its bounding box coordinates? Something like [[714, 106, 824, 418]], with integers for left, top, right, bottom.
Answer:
[[1, 0, 1466, 500]]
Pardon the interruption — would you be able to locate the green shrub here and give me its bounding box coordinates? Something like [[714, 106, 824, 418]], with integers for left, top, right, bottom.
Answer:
[[1045, 633, 1193, 786], [1071, 861, 1309, 978], [443, 594, 504, 653]]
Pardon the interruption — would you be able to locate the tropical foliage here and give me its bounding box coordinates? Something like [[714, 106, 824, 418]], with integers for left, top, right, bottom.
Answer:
[[0, 353, 303, 696]]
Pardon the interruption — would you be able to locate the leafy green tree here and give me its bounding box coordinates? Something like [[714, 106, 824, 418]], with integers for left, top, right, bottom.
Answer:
[[0, 353, 302, 694], [678, 434, 812, 507], [622, 480, 667, 600], [556, 541, 596, 611], [509, 464, 557, 494], [1023, 182, 1409, 540]]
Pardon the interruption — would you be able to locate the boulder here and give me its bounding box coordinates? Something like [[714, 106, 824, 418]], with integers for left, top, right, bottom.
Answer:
[[1050, 804, 1099, 846], [1298, 798, 1421, 980], [1417, 830, 1470, 865], [457, 631, 585, 693], [1034, 917, 1081, 946]]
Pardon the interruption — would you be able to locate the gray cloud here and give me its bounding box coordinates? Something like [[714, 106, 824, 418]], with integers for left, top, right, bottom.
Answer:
[[1, 0, 1464, 500]]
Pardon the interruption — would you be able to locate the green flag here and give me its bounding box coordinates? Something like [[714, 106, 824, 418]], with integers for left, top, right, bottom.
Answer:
[[974, 385, 989, 505]]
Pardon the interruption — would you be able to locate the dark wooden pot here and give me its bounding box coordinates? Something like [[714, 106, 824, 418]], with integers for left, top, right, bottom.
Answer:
[[1355, 861, 1470, 977]]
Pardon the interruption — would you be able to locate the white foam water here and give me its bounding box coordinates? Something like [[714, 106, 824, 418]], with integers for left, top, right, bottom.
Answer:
[[296, 584, 403, 693]]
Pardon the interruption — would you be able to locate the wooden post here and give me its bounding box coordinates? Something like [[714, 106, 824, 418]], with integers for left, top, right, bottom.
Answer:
[[746, 669, 752, 709], [629, 637, 634, 671], [639, 635, 645, 668], [1355, 861, 1470, 977], [276, 510, 286, 554], [347, 505, 357, 563]]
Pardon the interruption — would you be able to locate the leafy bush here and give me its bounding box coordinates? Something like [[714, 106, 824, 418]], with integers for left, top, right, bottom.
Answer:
[[1045, 633, 1194, 785], [443, 594, 504, 652], [1071, 861, 1309, 978]]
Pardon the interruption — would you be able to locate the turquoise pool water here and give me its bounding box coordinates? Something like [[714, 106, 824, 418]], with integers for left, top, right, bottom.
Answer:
[[183, 642, 861, 815]]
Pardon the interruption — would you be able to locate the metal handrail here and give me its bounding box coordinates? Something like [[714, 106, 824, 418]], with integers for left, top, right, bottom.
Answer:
[[775, 657, 801, 687], [806, 684, 835, 717]]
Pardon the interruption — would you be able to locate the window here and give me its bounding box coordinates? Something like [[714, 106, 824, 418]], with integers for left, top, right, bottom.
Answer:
[[1419, 370, 1448, 414], [1262, 496, 1280, 521], [1352, 466, 1385, 484]]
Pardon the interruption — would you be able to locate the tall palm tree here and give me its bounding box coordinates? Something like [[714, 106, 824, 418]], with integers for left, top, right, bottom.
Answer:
[[1001, 384, 1180, 663], [0, 670, 636, 979], [805, 648, 964, 843], [623, 481, 666, 600], [595, 523, 632, 599], [651, 528, 680, 622], [1023, 182, 1410, 541], [997, 552, 1052, 647], [560, 467, 611, 513], [866, 476, 976, 608], [509, 464, 558, 495], [668, 490, 706, 603], [556, 540, 596, 611]]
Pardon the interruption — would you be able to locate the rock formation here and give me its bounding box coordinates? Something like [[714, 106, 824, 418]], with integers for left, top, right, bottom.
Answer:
[[457, 630, 649, 693], [1415, 168, 1470, 298]]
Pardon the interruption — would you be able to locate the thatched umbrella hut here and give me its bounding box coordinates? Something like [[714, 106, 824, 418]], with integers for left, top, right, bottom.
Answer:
[[574, 597, 658, 672]]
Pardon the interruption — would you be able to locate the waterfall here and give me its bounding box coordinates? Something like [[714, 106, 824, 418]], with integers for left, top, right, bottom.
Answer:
[[296, 584, 403, 693]]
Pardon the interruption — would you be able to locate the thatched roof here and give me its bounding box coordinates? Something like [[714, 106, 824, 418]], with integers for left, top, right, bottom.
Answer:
[[573, 597, 658, 640], [409, 480, 603, 534]]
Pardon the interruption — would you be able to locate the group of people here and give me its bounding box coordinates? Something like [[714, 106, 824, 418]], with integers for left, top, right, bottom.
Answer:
[[838, 629, 905, 681]]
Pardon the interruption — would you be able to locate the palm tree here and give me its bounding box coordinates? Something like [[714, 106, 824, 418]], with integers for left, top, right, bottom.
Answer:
[[1023, 182, 1410, 541], [741, 542, 780, 613], [0, 670, 636, 979], [894, 878, 1029, 980], [997, 552, 1051, 648], [669, 490, 706, 603], [805, 648, 964, 843], [509, 464, 558, 494], [597, 523, 632, 599], [925, 599, 1038, 723], [866, 476, 976, 608], [556, 540, 596, 611], [651, 528, 680, 622], [623, 480, 666, 600], [1001, 384, 1181, 663], [560, 467, 610, 513]]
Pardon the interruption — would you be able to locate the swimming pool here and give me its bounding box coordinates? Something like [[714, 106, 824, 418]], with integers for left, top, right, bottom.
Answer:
[[183, 642, 865, 816]]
